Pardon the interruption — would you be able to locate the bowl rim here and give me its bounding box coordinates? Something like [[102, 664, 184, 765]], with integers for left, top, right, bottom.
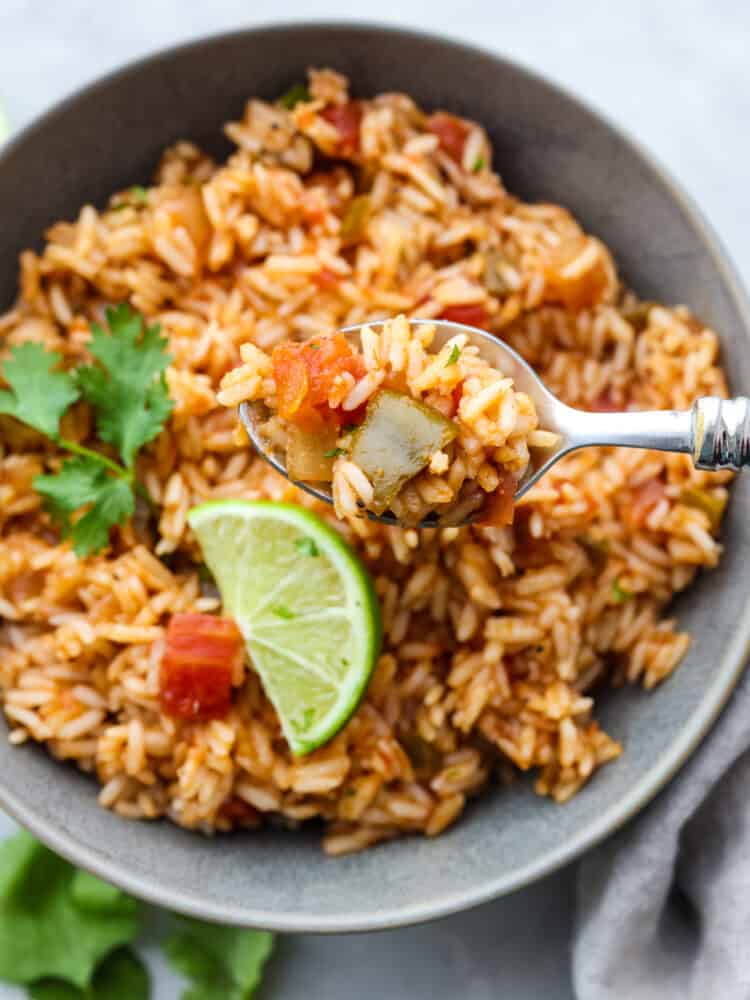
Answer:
[[2, 19, 750, 933]]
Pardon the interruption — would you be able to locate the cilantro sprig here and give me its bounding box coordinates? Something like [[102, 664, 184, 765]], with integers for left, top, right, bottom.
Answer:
[[165, 916, 274, 1000], [0, 830, 276, 1000], [0, 305, 173, 557], [0, 832, 141, 992]]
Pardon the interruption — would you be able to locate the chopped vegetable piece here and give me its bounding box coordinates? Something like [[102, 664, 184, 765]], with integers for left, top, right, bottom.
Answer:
[[445, 345, 461, 366], [427, 112, 470, 163], [312, 268, 340, 291], [350, 389, 457, 514], [279, 82, 311, 109], [590, 387, 620, 412], [483, 250, 508, 296], [286, 424, 339, 481], [324, 447, 347, 458], [475, 471, 517, 526], [340, 194, 371, 243], [611, 576, 633, 602], [438, 303, 489, 329], [130, 185, 148, 204], [321, 101, 363, 155], [272, 333, 365, 430], [160, 613, 242, 720], [165, 915, 274, 1000], [472, 156, 485, 173], [450, 382, 464, 416], [0, 831, 139, 989], [577, 534, 611, 566], [624, 478, 667, 529], [543, 234, 610, 310], [680, 487, 727, 532]]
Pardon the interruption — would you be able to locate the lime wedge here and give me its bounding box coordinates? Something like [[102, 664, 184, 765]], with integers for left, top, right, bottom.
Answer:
[[187, 500, 382, 755]]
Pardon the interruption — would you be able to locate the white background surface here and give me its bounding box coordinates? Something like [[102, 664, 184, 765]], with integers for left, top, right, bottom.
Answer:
[[1, 1, 748, 996]]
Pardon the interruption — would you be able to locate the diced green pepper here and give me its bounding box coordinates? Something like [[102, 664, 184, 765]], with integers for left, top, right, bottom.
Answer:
[[577, 533, 611, 567], [340, 195, 371, 243], [350, 390, 457, 514], [679, 487, 727, 532]]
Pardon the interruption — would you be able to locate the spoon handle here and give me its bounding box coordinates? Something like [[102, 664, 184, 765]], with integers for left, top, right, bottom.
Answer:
[[561, 397, 750, 471]]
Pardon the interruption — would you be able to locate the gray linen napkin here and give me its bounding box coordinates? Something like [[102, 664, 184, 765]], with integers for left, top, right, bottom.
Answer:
[[574, 667, 750, 998]]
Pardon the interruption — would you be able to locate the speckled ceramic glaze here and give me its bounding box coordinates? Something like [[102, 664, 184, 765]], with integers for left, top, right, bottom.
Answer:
[[1, 23, 749, 932]]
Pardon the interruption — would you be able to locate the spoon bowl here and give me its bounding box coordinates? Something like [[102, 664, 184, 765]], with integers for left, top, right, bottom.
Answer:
[[240, 319, 750, 526]]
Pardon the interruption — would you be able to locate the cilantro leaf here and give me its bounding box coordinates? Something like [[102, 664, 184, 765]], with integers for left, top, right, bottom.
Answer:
[[445, 344, 461, 366], [29, 947, 149, 1000], [34, 456, 135, 556], [323, 447, 346, 458], [0, 832, 139, 989], [0, 342, 78, 438], [165, 918, 274, 1000], [77, 304, 173, 468]]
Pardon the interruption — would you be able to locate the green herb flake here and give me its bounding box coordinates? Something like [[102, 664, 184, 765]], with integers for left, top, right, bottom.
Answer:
[[323, 447, 346, 458], [279, 83, 311, 110], [471, 156, 485, 173], [0, 831, 140, 990], [611, 576, 633, 603], [130, 185, 148, 204], [271, 604, 295, 620], [164, 917, 274, 1000], [445, 345, 461, 366], [291, 707, 316, 734], [295, 536, 320, 557]]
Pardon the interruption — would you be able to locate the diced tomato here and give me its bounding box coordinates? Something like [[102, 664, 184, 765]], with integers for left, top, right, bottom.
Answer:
[[439, 303, 490, 330], [321, 101, 363, 155], [160, 613, 242, 721], [450, 382, 464, 417], [272, 333, 366, 431], [590, 387, 620, 412], [219, 796, 260, 827], [313, 268, 340, 291], [623, 478, 667, 529], [476, 472, 517, 527], [427, 112, 470, 164]]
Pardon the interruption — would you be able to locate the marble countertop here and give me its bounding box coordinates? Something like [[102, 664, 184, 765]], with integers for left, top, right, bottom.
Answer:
[[1, 1, 747, 996]]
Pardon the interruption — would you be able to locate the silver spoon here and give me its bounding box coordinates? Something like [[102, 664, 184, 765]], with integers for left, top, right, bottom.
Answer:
[[239, 319, 750, 526]]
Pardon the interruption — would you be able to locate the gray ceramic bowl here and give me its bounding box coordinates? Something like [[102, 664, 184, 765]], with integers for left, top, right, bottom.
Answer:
[[1, 23, 749, 932]]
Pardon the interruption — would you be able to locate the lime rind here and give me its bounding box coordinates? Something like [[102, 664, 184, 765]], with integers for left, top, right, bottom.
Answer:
[[187, 500, 381, 754]]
